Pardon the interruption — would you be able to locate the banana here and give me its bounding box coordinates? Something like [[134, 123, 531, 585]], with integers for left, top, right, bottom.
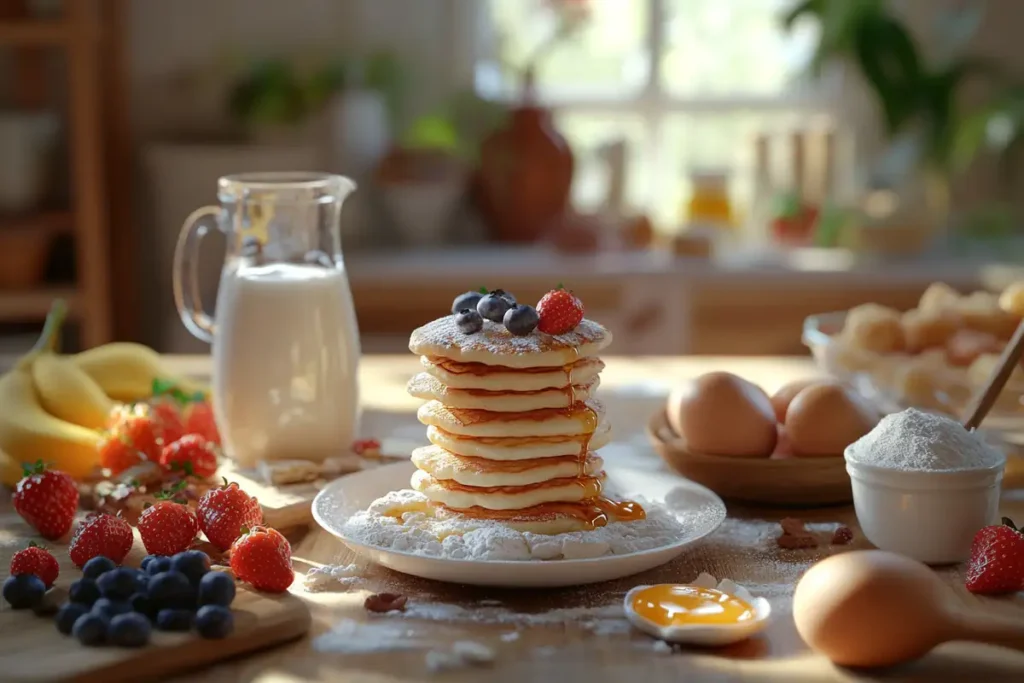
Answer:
[[73, 342, 209, 403], [0, 370, 103, 485], [32, 353, 114, 429]]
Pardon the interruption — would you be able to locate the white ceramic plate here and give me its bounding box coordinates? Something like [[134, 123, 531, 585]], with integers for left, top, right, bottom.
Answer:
[[312, 461, 726, 588]]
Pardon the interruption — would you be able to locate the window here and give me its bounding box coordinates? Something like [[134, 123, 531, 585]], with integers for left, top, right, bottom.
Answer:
[[469, 0, 833, 233]]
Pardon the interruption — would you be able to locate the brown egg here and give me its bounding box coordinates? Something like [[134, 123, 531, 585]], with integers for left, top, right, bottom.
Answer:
[[769, 379, 835, 423], [785, 384, 879, 457], [666, 372, 777, 457]]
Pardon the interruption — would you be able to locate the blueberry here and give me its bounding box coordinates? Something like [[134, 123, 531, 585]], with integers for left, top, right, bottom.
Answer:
[[197, 571, 236, 607], [68, 578, 101, 606], [171, 550, 211, 585], [495, 289, 516, 306], [72, 613, 108, 646], [92, 597, 133, 619], [3, 574, 45, 609], [147, 571, 194, 610], [451, 290, 484, 315], [56, 602, 90, 635], [477, 290, 512, 323], [108, 612, 151, 648], [195, 604, 234, 639], [130, 592, 155, 619], [140, 555, 156, 571], [82, 556, 117, 580], [503, 304, 539, 336], [156, 608, 194, 632], [454, 308, 484, 335], [146, 556, 172, 576], [98, 567, 139, 600]]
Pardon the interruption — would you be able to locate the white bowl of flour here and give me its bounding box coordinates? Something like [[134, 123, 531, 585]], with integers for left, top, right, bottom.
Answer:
[[844, 408, 1006, 565]]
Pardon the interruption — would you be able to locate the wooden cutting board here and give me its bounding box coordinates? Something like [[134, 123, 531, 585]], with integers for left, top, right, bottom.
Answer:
[[0, 517, 311, 683]]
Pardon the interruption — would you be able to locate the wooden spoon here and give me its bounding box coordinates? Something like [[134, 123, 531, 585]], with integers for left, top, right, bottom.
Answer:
[[794, 550, 1024, 668], [962, 319, 1024, 431]]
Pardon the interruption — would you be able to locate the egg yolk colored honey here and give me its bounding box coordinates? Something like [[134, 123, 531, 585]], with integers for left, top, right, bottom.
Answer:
[[630, 585, 755, 627]]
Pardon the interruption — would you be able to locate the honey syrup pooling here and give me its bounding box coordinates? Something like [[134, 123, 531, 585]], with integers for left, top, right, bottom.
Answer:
[[630, 585, 756, 627]]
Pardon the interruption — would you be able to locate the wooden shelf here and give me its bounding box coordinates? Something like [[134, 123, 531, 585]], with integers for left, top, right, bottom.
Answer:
[[0, 288, 78, 320], [0, 210, 73, 234], [0, 21, 71, 45]]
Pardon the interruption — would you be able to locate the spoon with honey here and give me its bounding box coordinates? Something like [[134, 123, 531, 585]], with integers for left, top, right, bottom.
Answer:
[[794, 550, 1024, 668]]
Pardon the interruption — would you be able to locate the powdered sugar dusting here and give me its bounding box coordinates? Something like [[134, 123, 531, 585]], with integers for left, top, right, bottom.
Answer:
[[409, 316, 611, 364], [340, 489, 705, 561], [846, 408, 1004, 471]]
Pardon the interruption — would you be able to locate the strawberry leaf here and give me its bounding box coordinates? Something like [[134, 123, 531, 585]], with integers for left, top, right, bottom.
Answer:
[[1002, 516, 1018, 531], [478, 285, 488, 294]]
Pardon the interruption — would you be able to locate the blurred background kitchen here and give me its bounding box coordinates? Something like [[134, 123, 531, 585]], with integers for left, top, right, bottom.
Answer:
[[3, 0, 1024, 357]]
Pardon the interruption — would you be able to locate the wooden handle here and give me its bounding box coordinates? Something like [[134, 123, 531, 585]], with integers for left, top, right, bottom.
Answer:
[[954, 610, 1024, 653], [962, 319, 1024, 431]]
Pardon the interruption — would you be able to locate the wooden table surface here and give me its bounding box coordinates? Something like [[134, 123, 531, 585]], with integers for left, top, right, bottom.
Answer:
[[4, 355, 1024, 682]]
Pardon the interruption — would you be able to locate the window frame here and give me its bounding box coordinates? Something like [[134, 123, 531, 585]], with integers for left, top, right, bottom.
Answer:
[[451, 0, 840, 224]]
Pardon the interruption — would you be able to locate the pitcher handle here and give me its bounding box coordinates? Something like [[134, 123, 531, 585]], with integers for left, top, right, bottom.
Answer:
[[173, 206, 221, 344]]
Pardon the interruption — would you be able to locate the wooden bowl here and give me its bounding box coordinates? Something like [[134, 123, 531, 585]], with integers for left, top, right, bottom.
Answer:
[[647, 410, 852, 507]]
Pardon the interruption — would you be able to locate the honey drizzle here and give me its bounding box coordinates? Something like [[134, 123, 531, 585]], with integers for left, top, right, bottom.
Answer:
[[436, 474, 604, 496], [443, 495, 646, 530]]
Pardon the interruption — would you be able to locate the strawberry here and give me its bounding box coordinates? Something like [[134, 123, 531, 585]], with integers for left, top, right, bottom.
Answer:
[[13, 461, 79, 540], [138, 500, 198, 556], [536, 285, 584, 335], [159, 435, 219, 479], [150, 399, 186, 444], [229, 526, 293, 593], [101, 404, 164, 475], [10, 542, 59, 588], [196, 480, 262, 551], [965, 517, 1024, 594], [352, 438, 382, 457], [68, 513, 134, 568], [184, 401, 220, 445]]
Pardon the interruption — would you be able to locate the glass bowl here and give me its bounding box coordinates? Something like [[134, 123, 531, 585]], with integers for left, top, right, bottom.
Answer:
[[802, 311, 1024, 437]]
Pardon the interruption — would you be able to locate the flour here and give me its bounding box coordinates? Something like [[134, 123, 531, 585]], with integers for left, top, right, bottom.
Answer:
[[303, 563, 364, 592], [313, 619, 431, 654], [339, 489, 702, 561], [846, 408, 1004, 472], [425, 640, 496, 673]]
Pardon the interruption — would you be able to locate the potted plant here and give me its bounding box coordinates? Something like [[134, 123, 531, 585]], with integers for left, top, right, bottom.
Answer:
[[784, 0, 1024, 244]]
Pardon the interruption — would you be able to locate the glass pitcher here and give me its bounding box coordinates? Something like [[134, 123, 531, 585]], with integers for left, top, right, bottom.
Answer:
[[173, 173, 361, 467]]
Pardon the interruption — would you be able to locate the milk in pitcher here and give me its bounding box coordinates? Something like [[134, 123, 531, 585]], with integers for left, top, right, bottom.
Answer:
[[212, 261, 360, 467]]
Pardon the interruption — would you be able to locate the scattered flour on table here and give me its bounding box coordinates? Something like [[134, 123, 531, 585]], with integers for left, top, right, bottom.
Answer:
[[313, 619, 432, 654], [425, 641, 496, 673], [339, 489, 701, 561], [303, 563, 364, 592], [846, 408, 1003, 471]]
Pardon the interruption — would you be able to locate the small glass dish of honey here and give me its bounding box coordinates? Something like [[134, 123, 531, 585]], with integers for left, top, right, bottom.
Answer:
[[624, 572, 772, 646]]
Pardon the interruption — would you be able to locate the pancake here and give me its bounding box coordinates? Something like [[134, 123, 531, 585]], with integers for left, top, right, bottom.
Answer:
[[407, 372, 599, 411], [409, 316, 612, 368], [420, 355, 605, 391], [417, 399, 604, 438], [411, 469, 606, 510], [412, 445, 603, 487], [426, 424, 612, 460]]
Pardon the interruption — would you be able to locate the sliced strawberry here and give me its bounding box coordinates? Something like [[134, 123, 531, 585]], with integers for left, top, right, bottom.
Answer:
[[159, 434, 219, 479], [184, 401, 220, 445]]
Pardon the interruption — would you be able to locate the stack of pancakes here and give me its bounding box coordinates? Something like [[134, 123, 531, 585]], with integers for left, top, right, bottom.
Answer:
[[407, 314, 644, 534]]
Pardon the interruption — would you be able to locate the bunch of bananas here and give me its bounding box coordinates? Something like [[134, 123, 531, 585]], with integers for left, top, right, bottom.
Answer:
[[0, 301, 208, 486]]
